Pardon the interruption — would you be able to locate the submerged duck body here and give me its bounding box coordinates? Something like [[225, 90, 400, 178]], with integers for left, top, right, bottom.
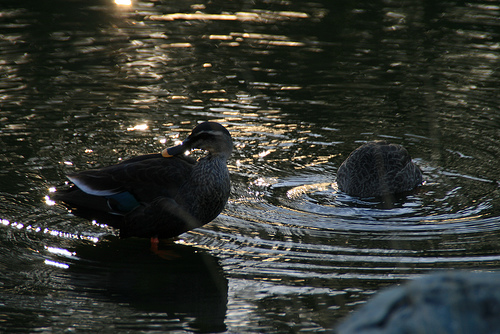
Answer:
[[336, 141, 423, 198], [53, 122, 232, 239]]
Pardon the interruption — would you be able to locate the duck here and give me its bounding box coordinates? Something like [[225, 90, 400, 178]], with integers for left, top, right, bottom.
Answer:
[[53, 121, 233, 239], [336, 141, 423, 198]]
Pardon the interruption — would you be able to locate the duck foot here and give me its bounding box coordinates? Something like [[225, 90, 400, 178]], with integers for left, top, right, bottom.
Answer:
[[150, 237, 181, 260]]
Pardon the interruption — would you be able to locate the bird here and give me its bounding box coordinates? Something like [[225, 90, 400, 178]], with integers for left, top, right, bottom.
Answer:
[[53, 121, 233, 239], [336, 141, 422, 198]]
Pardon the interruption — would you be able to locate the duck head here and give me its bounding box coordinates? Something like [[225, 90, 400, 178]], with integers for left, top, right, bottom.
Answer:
[[162, 122, 233, 159]]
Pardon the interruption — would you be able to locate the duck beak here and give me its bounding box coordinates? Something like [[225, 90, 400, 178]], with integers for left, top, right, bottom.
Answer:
[[162, 143, 187, 157], [162, 139, 192, 157]]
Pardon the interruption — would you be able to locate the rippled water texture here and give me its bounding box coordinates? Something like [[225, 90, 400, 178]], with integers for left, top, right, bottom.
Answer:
[[1, 0, 500, 332]]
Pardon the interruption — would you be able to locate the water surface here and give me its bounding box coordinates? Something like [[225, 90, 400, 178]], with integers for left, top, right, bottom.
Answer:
[[1, 0, 500, 332]]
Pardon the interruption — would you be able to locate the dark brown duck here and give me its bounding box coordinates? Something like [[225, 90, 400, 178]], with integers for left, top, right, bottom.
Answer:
[[336, 141, 423, 198], [53, 122, 232, 238]]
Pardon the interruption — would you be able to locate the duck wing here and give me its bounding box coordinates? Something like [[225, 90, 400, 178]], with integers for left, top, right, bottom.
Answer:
[[70, 154, 193, 195], [56, 154, 195, 213]]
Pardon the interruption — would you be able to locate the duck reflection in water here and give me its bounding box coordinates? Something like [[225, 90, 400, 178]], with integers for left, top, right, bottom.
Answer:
[[69, 238, 228, 332], [336, 141, 423, 201], [52, 122, 232, 240]]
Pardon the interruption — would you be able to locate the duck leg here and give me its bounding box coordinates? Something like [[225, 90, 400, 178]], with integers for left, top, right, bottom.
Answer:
[[150, 236, 181, 260]]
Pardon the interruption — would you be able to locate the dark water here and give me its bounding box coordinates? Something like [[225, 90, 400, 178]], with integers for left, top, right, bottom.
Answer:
[[1, 0, 500, 332]]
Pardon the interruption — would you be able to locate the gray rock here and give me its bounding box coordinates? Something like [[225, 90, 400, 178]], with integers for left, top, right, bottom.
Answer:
[[336, 271, 500, 334]]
